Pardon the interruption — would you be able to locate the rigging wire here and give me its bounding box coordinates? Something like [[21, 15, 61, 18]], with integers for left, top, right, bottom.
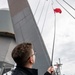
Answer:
[[41, 0, 51, 34], [63, 0, 75, 11], [56, 0, 75, 19], [34, 0, 41, 15], [37, 0, 47, 25]]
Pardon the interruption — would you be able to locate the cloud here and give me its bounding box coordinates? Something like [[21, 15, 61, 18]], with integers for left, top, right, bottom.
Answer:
[[53, 41, 75, 75]]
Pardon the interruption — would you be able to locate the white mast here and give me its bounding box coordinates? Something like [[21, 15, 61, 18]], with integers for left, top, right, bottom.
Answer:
[[8, 0, 51, 75]]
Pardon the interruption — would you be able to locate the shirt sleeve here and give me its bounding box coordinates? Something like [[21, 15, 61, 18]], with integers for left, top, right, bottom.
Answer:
[[44, 71, 52, 75]]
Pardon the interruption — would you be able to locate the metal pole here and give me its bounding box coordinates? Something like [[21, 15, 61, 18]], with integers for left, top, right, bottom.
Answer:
[[51, 13, 56, 66]]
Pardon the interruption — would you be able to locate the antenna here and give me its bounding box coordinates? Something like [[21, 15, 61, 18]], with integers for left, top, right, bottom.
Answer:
[[54, 58, 62, 75]]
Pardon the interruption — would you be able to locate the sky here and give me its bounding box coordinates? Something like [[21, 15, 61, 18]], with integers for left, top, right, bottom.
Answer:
[[0, 0, 75, 75]]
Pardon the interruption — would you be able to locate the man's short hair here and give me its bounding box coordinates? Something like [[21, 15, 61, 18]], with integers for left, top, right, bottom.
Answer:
[[12, 42, 33, 66]]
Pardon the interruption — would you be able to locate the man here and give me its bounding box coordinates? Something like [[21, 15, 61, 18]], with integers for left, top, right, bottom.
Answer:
[[11, 42, 54, 75]]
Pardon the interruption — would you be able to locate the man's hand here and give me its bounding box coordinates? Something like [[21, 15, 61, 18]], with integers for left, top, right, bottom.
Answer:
[[47, 66, 54, 74]]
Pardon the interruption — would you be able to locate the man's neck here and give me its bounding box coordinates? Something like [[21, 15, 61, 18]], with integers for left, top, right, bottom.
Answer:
[[24, 64, 33, 68]]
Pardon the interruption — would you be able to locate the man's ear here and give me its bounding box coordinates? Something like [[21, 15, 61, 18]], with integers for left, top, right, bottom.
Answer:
[[29, 56, 33, 63]]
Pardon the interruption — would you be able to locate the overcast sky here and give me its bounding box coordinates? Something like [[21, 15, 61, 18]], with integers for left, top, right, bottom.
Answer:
[[0, 0, 75, 75]]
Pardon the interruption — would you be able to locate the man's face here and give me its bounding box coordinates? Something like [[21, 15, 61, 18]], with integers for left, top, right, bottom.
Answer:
[[31, 49, 36, 64]]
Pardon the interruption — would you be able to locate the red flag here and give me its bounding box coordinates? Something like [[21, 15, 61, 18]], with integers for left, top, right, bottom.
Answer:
[[54, 8, 62, 13]]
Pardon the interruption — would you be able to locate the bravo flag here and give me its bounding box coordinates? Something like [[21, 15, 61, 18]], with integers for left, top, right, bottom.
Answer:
[[54, 8, 62, 13]]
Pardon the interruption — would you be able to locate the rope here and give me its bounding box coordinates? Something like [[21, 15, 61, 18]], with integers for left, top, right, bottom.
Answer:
[[41, 0, 51, 34], [34, 0, 41, 15], [37, 0, 47, 24]]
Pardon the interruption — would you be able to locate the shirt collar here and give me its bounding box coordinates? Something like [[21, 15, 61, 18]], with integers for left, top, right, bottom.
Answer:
[[16, 65, 38, 75]]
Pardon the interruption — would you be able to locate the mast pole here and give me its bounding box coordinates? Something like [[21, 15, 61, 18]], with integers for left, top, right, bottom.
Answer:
[[51, 13, 56, 66]]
